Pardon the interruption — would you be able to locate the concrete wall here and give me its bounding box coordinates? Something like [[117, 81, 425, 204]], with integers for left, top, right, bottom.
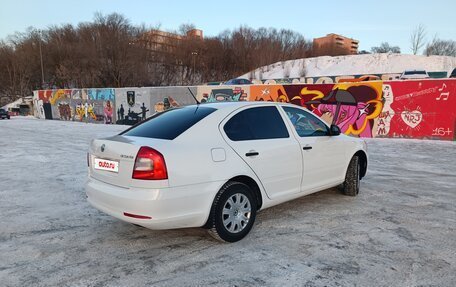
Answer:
[[250, 72, 449, 85], [33, 79, 456, 140]]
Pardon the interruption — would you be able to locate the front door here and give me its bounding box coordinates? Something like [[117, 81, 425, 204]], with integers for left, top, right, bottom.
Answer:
[[280, 106, 347, 193]]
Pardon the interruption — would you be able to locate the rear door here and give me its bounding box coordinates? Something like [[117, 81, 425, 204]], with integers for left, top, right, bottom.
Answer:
[[220, 105, 302, 199]]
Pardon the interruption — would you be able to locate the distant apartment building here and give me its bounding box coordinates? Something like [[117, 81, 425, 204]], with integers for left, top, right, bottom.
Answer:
[[138, 28, 203, 63], [312, 33, 359, 56]]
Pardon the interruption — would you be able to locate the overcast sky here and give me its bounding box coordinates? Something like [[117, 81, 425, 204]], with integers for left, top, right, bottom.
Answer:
[[1, 0, 455, 54]]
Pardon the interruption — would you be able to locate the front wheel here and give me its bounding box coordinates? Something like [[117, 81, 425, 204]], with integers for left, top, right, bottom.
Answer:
[[342, 156, 360, 196], [206, 181, 256, 242]]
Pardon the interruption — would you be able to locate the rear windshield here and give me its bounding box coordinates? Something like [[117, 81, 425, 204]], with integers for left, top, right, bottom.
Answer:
[[404, 70, 426, 75], [121, 106, 216, 140]]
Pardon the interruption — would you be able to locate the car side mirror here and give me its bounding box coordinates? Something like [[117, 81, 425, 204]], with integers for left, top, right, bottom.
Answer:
[[329, 124, 341, 136]]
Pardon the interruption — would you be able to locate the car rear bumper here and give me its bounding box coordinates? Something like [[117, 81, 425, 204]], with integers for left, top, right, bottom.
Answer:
[[86, 176, 223, 230]]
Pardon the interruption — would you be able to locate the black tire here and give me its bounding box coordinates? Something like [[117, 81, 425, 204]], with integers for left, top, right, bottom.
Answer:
[[342, 156, 360, 196], [206, 181, 256, 243]]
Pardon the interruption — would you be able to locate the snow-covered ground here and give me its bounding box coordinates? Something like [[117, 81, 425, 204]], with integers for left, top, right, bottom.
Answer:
[[1, 118, 455, 287], [241, 53, 456, 80]]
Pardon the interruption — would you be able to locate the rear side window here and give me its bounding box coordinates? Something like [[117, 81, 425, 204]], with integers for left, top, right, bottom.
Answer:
[[122, 106, 216, 140], [224, 106, 289, 141]]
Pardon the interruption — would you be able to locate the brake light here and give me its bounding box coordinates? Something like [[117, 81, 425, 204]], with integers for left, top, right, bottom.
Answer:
[[132, 146, 168, 180]]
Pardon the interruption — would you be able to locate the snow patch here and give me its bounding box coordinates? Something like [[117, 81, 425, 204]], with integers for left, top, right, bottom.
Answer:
[[241, 53, 456, 79]]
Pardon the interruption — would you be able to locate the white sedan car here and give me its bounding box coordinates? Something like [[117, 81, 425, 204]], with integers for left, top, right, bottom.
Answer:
[[86, 102, 368, 242]]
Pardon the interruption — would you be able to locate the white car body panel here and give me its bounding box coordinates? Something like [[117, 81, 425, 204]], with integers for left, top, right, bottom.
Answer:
[[86, 102, 368, 230], [87, 177, 226, 229]]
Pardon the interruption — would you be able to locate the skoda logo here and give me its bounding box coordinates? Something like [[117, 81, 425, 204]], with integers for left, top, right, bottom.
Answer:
[[101, 144, 105, 152]]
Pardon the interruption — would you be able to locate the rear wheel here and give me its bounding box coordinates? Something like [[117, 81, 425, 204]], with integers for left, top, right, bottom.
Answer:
[[342, 156, 360, 196], [207, 181, 256, 242]]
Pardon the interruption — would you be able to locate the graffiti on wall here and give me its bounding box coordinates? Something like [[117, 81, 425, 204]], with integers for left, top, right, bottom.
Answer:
[[250, 82, 384, 138], [114, 88, 151, 125], [375, 84, 395, 137], [36, 90, 54, 119], [249, 79, 456, 140], [51, 89, 79, 121], [114, 87, 197, 125], [381, 80, 456, 140], [89, 89, 115, 124], [197, 86, 249, 103], [34, 88, 115, 123], [150, 87, 197, 113]]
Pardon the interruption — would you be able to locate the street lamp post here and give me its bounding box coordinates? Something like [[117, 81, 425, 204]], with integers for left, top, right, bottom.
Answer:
[[191, 51, 198, 84], [38, 30, 45, 89]]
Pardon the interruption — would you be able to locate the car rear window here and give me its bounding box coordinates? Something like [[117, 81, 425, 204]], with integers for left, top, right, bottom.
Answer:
[[121, 106, 216, 140]]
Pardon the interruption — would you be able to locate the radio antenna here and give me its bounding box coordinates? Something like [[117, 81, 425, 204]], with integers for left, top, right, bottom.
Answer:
[[187, 87, 200, 105]]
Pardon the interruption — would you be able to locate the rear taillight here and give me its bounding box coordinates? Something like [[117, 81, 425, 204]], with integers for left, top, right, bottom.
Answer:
[[132, 146, 168, 180]]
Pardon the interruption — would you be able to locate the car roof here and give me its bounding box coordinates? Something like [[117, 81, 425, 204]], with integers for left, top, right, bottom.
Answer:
[[186, 101, 307, 112]]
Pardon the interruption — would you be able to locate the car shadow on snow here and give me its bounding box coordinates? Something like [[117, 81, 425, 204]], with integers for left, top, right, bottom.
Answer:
[[98, 186, 348, 245]]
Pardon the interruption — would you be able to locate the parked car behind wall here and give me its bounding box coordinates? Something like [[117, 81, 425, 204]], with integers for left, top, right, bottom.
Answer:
[[450, 68, 456, 78], [399, 70, 430, 80], [223, 78, 252, 85]]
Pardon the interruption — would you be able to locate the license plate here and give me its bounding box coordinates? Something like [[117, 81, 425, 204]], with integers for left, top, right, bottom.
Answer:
[[93, 158, 119, 173]]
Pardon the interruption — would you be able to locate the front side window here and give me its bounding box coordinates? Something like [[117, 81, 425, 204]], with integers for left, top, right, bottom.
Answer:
[[224, 106, 289, 141], [282, 106, 329, 137]]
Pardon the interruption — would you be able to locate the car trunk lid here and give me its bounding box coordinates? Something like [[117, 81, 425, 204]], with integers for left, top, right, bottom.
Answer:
[[88, 135, 169, 189]]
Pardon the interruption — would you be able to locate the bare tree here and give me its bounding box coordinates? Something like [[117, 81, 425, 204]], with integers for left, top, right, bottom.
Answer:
[[424, 37, 456, 57], [0, 14, 314, 98], [178, 23, 196, 35], [410, 24, 426, 55], [371, 42, 401, 53]]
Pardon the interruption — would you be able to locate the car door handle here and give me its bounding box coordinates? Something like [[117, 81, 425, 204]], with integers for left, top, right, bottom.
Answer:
[[303, 146, 312, 150], [245, 151, 259, 157]]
